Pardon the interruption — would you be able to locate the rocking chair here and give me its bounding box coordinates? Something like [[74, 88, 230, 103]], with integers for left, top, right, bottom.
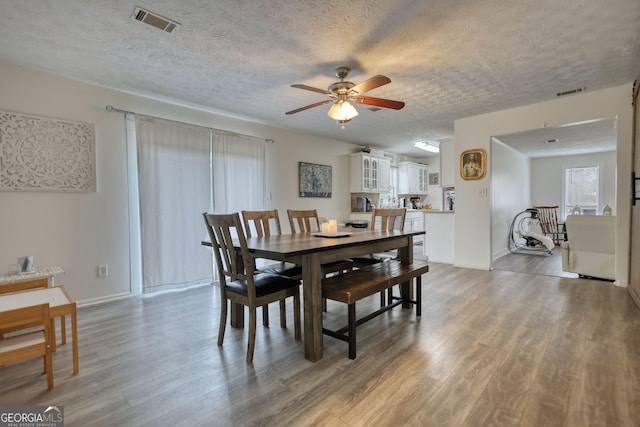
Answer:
[[533, 205, 567, 245]]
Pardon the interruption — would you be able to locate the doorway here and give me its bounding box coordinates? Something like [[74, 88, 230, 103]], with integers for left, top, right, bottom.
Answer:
[[490, 118, 617, 278]]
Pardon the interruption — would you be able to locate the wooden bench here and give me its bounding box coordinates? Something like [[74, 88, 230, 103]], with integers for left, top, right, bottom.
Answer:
[[322, 259, 429, 359]]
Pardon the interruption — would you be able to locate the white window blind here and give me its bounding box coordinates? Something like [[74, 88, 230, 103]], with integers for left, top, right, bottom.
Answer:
[[136, 117, 212, 293], [134, 116, 265, 293]]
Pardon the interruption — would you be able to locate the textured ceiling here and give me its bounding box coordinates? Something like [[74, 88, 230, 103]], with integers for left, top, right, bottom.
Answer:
[[494, 118, 617, 158], [0, 0, 639, 157]]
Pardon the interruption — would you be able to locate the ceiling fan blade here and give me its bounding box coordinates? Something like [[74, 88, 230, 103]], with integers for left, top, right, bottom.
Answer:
[[350, 75, 391, 95], [285, 99, 333, 115], [291, 84, 331, 95], [353, 96, 405, 110]]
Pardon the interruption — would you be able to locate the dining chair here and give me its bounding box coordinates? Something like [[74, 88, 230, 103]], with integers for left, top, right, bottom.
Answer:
[[350, 208, 407, 305], [533, 205, 566, 245], [242, 209, 302, 327], [351, 208, 407, 264], [203, 212, 301, 363], [0, 303, 53, 389], [286, 209, 354, 275]]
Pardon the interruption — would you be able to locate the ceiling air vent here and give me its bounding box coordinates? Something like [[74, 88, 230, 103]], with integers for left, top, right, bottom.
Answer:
[[556, 87, 585, 97], [545, 138, 559, 144], [132, 7, 180, 33]]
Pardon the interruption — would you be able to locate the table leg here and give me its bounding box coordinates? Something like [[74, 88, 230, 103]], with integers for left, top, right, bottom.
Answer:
[[302, 253, 323, 362], [398, 236, 414, 309], [71, 304, 79, 374], [60, 315, 67, 345], [230, 303, 244, 328], [50, 319, 57, 351]]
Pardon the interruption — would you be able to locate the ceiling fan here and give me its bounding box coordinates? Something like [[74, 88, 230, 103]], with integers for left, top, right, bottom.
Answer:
[[285, 67, 405, 126]]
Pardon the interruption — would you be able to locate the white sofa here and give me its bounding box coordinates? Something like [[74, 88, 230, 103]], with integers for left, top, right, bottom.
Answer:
[[561, 215, 616, 280]]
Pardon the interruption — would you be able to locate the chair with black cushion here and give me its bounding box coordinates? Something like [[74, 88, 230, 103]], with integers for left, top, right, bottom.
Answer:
[[350, 208, 407, 305], [533, 205, 566, 245], [242, 209, 302, 327], [0, 303, 53, 389], [286, 209, 354, 276], [203, 212, 301, 363]]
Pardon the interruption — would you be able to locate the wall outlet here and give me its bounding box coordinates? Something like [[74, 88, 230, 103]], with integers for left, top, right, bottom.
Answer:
[[478, 187, 488, 197], [97, 265, 108, 278]]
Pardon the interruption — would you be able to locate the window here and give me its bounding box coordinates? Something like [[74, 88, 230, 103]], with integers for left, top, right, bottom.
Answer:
[[564, 165, 599, 217]]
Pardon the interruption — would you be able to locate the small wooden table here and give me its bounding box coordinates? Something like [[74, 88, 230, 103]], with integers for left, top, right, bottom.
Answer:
[[0, 286, 79, 374], [0, 266, 69, 347]]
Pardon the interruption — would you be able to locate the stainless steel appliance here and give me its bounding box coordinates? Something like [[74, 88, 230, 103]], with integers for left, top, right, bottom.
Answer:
[[356, 197, 374, 212], [443, 187, 455, 211]]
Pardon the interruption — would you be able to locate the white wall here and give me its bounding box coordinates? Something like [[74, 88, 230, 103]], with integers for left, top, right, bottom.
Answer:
[[455, 85, 633, 285], [0, 62, 360, 304], [531, 151, 617, 218], [490, 139, 530, 260]]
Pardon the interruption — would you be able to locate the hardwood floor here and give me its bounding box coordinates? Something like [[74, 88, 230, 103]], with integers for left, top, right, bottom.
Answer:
[[1, 263, 639, 426], [492, 246, 579, 279]]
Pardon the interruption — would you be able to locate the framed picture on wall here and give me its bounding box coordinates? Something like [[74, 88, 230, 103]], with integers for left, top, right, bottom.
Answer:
[[460, 149, 487, 180], [299, 161, 332, 197], [429, 173, 439, 186]]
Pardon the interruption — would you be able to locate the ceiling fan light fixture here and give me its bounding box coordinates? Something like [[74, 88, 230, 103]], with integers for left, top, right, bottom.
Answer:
[[413, 140, 440, 153], [327, 100, 359, 121]]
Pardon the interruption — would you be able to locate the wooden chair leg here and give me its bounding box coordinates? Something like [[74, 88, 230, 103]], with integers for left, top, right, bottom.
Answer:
[[44, 346, 53, 390], [217, 299, 227, 346], [279, 300, 287, 328], [247, 308, 257, 363], [263, 305, 270, 327]]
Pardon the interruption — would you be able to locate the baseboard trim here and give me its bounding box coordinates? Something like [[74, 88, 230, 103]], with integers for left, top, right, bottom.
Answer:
[[628, 285, 640, 310], [78, 292, 133, 308], [453, 263, 491, 271]]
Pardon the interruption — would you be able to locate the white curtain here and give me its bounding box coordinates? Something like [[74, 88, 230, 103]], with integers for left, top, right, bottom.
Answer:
[[136, 116, 213, 293], [212, 131, 265, 213]]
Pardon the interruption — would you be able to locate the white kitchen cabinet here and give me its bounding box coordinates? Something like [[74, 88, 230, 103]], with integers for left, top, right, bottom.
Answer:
[[405, 210, 425, 244], [398, 162, 428, 194], [350, 153, 391, 193], [376, 157, 391, 193], [439, 141, 455, 187]]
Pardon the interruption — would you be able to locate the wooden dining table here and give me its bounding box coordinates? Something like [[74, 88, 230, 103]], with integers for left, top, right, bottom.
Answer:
[[205, 228, 424, 362]]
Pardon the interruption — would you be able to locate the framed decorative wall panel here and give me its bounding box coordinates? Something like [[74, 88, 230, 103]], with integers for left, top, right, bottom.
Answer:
[[299, 161, 332, 198], [0, 110, 95, 192]]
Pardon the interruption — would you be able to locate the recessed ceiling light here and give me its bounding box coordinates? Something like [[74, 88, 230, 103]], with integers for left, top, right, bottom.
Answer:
[[414, 140, 440, 153]]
